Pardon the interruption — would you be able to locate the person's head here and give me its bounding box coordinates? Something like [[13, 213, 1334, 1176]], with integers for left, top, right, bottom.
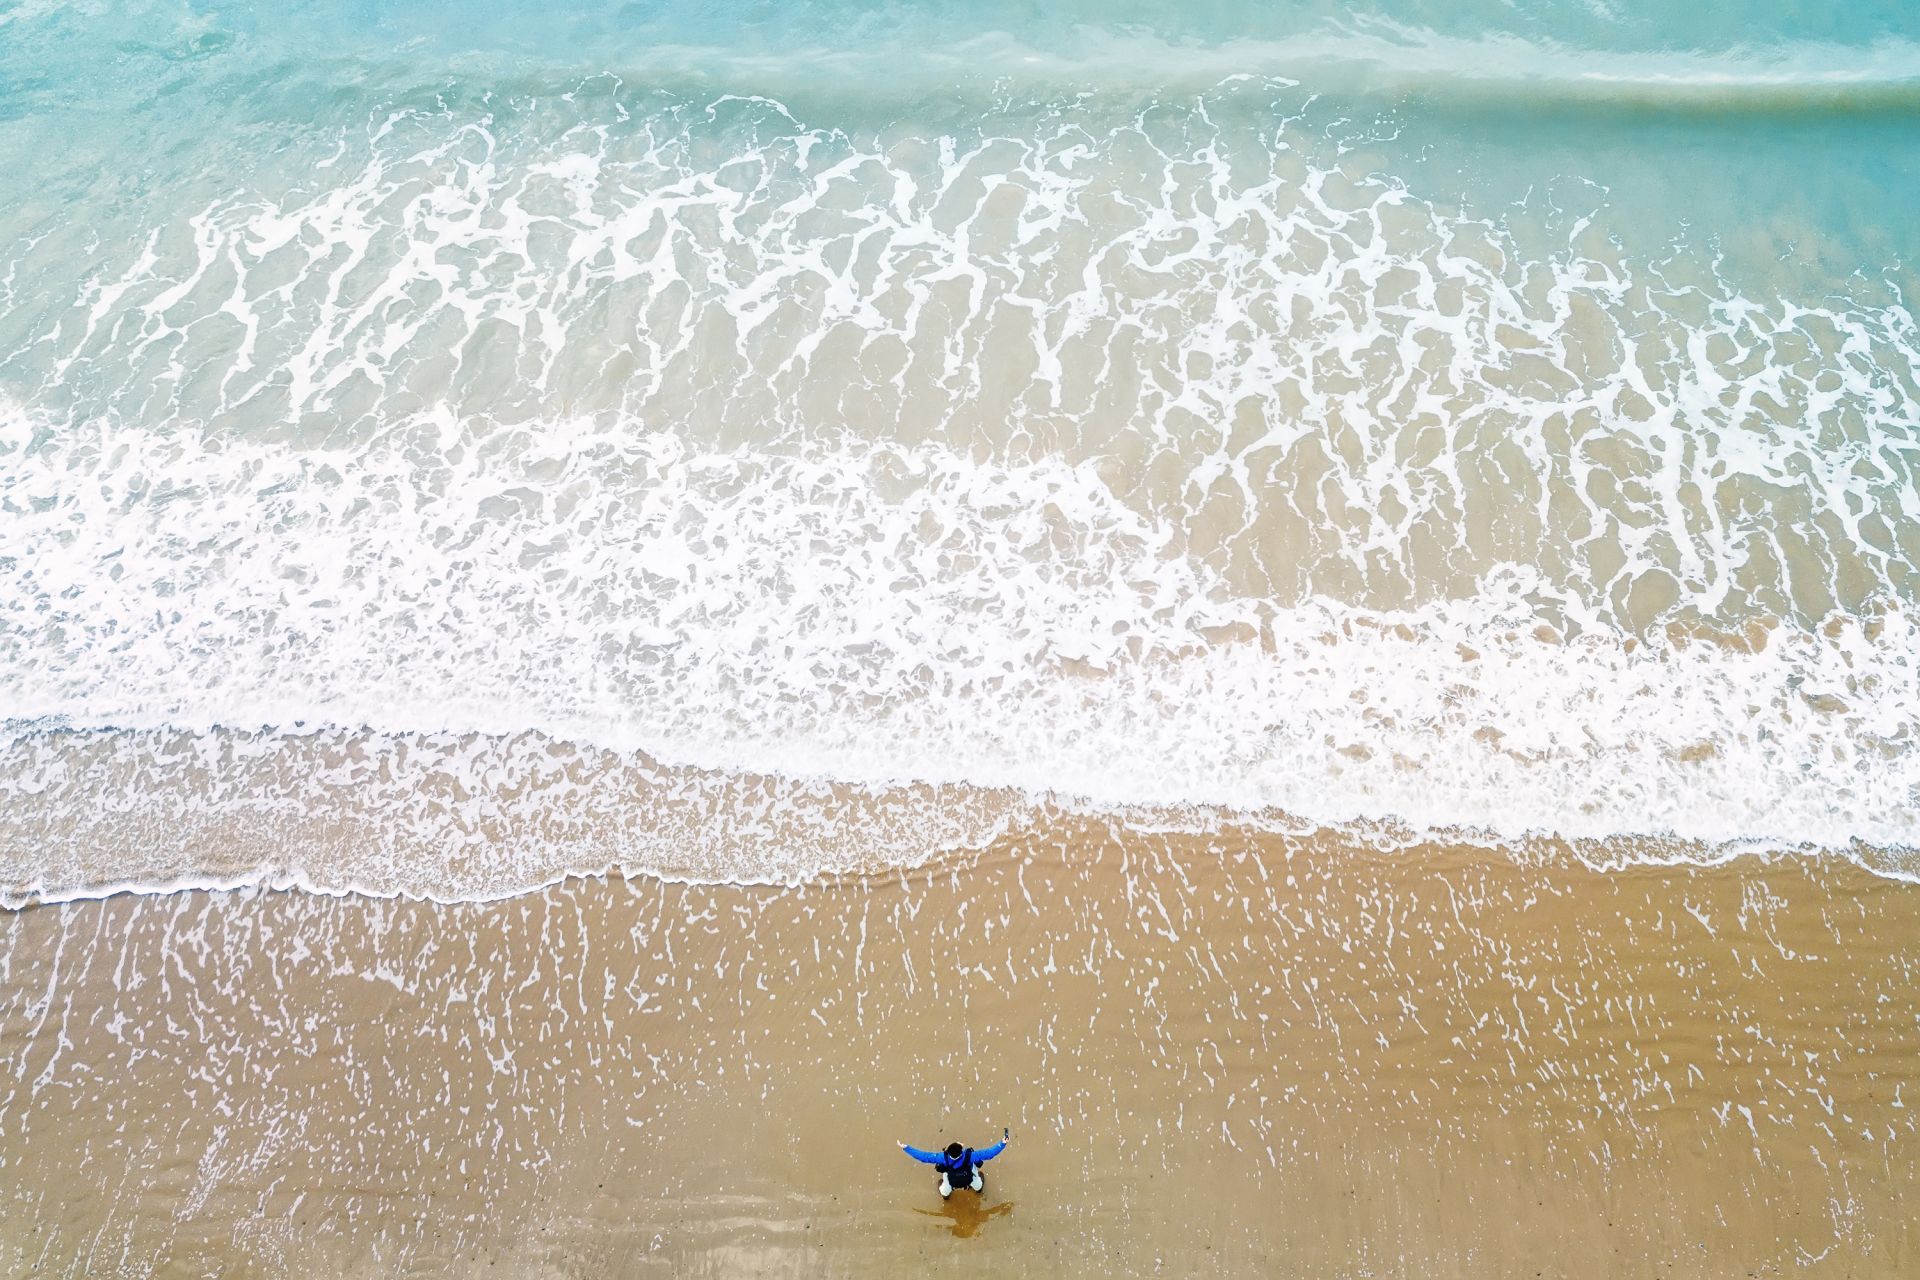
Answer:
[[945, 1142, 964, 1160]]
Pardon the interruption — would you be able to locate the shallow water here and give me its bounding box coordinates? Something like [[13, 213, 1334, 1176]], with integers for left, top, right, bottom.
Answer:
[[4, 0, 1920, 895], [2, 830, 1915, 1276]]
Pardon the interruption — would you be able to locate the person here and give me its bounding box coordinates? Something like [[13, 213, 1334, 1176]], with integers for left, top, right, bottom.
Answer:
[[898, 1128, 1010, 1198]]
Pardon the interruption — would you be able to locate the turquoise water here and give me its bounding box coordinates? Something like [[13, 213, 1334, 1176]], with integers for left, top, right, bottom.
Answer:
[[7, 1, 1920, 275], [2, 0, 1918, 897]]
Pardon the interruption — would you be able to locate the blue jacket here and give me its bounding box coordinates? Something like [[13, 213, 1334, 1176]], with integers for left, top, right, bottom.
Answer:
[[903, 1139, 1007, 1173]]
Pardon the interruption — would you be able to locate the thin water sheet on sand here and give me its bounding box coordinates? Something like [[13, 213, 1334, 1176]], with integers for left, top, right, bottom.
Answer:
[[2, 826, 1915, 1278]]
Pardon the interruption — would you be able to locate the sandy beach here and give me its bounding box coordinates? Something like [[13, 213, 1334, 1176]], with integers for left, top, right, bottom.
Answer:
[[4, 825, 1915, 1277]]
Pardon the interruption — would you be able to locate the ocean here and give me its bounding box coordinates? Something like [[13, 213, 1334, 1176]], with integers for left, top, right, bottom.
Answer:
[[5, 0, 1918, 900]]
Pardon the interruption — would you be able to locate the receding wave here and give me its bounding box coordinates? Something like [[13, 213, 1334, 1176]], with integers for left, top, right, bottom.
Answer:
[[3, 84, 1918, 899], [3, 416, 1918, 900]]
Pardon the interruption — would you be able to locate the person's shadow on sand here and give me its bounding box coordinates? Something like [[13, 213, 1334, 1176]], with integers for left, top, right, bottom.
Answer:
[[914, 1197, 1014, 1239]]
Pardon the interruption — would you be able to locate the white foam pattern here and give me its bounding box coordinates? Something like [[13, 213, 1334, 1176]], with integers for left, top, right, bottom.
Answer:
[[2, 408, 1916, 897], [3, 85, 1919, 895], [11, 88, 1918, 625]]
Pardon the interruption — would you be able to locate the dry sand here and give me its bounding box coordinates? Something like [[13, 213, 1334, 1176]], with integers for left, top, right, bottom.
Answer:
[[2, 825, 1916, 1277]]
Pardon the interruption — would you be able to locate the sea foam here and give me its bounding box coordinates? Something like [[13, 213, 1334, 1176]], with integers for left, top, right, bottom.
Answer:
[[3, 85, 1918, 898], [3, 409, 1917, 900]]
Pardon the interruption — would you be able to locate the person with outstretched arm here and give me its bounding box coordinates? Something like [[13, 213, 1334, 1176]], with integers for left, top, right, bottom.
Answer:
[[898, 1128, 1011, 1197]]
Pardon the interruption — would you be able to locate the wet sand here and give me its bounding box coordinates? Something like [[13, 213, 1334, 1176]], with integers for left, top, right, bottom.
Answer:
[[2, 826, 1917, 1277]]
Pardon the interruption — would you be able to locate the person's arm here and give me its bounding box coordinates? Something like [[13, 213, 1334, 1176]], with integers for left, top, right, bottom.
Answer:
[[974, 1128, 1011, 1162], [897, 1141, 943, 1164]]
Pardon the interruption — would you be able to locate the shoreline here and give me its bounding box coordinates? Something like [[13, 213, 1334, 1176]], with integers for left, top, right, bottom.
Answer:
[[6, 722, 1918, 907]]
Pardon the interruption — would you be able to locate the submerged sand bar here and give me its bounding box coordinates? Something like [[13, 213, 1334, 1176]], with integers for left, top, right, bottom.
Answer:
[[2, 828, 1916, 1277]]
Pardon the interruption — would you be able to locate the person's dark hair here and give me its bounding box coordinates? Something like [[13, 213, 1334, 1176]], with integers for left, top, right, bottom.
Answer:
[[945, 1142, 964, 1159]]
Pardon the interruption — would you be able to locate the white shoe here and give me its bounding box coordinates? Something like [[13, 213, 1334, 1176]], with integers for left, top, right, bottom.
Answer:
[[939, 1176, 953, 1198], [970, 1174, 983, 1192]]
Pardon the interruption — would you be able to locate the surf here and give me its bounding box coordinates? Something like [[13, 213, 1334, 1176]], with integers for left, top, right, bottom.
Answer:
[[3, 12, 1919, 903]]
